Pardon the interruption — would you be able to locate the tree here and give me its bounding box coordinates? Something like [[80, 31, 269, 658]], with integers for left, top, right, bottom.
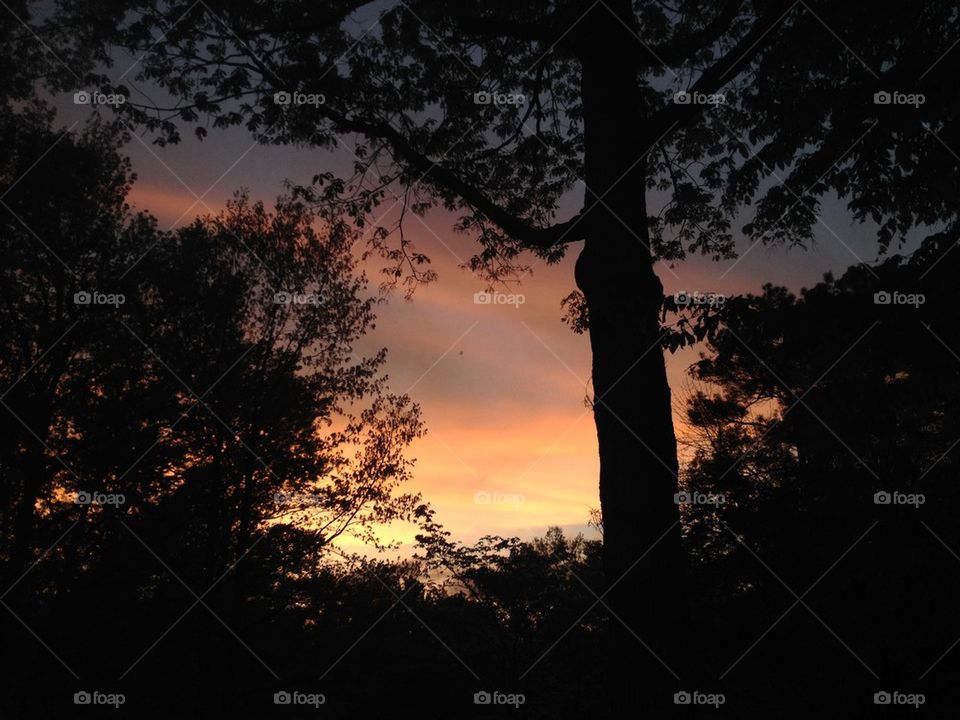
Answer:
[[47, 0, 960, 711], [685, 234, 958, 518], [0, 109, 425, 715], [0, 111, 136, 582], [678, 237, 960, 715]]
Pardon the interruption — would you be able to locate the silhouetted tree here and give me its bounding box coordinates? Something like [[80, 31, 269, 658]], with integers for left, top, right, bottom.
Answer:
[[0, 112, 136, 581], [416, 517, 607, 716], [679, 236, 960, 716], [0, 112, 426, 717], [30, 0, 960, 711]]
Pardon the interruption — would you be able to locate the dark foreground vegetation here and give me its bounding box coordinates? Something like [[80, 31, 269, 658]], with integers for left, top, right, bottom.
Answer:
[[3, 1, 960, 717], [2, 112, 958, 718]]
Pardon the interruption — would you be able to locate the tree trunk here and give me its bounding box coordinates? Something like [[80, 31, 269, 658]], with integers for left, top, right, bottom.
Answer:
[[578, 3, 689, 716]]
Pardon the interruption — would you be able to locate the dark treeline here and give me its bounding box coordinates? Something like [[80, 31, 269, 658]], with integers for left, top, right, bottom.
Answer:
[[678, 239, 960, 716], [0, 108, 429, 717], [3, 1, 960, 717], [2, 110, 959, 718]]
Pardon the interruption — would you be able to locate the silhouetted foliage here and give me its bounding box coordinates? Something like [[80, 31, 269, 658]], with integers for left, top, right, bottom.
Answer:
[[0, 113, 427, 718], [2, 2, 960, 717], [41, 3, 960, 714], [679, 237, 960, 716]]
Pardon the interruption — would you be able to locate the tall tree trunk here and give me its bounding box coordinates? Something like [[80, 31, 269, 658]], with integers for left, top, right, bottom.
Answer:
[[578, 3, 689, 715]]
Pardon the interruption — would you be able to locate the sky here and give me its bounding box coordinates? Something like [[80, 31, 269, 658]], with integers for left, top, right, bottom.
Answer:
[[47, 49, 921, 554]]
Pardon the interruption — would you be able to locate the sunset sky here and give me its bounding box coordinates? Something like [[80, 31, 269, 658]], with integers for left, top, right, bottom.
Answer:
[[52, 88, 917, 553]]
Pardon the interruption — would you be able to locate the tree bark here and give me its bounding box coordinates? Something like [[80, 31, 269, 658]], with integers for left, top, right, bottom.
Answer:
[[577, 3, 689, 715]]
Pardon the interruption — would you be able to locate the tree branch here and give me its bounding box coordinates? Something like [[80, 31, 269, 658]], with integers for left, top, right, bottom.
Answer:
[[447, 4, 576, 49], [316, 105, 586, 249], [642, 0, 745, 66], [642, 0, 797, 143]]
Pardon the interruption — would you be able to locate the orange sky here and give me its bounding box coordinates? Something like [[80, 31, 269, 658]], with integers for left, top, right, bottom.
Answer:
[[124, 177, 732, 548], [105, 117, 901, 555]]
